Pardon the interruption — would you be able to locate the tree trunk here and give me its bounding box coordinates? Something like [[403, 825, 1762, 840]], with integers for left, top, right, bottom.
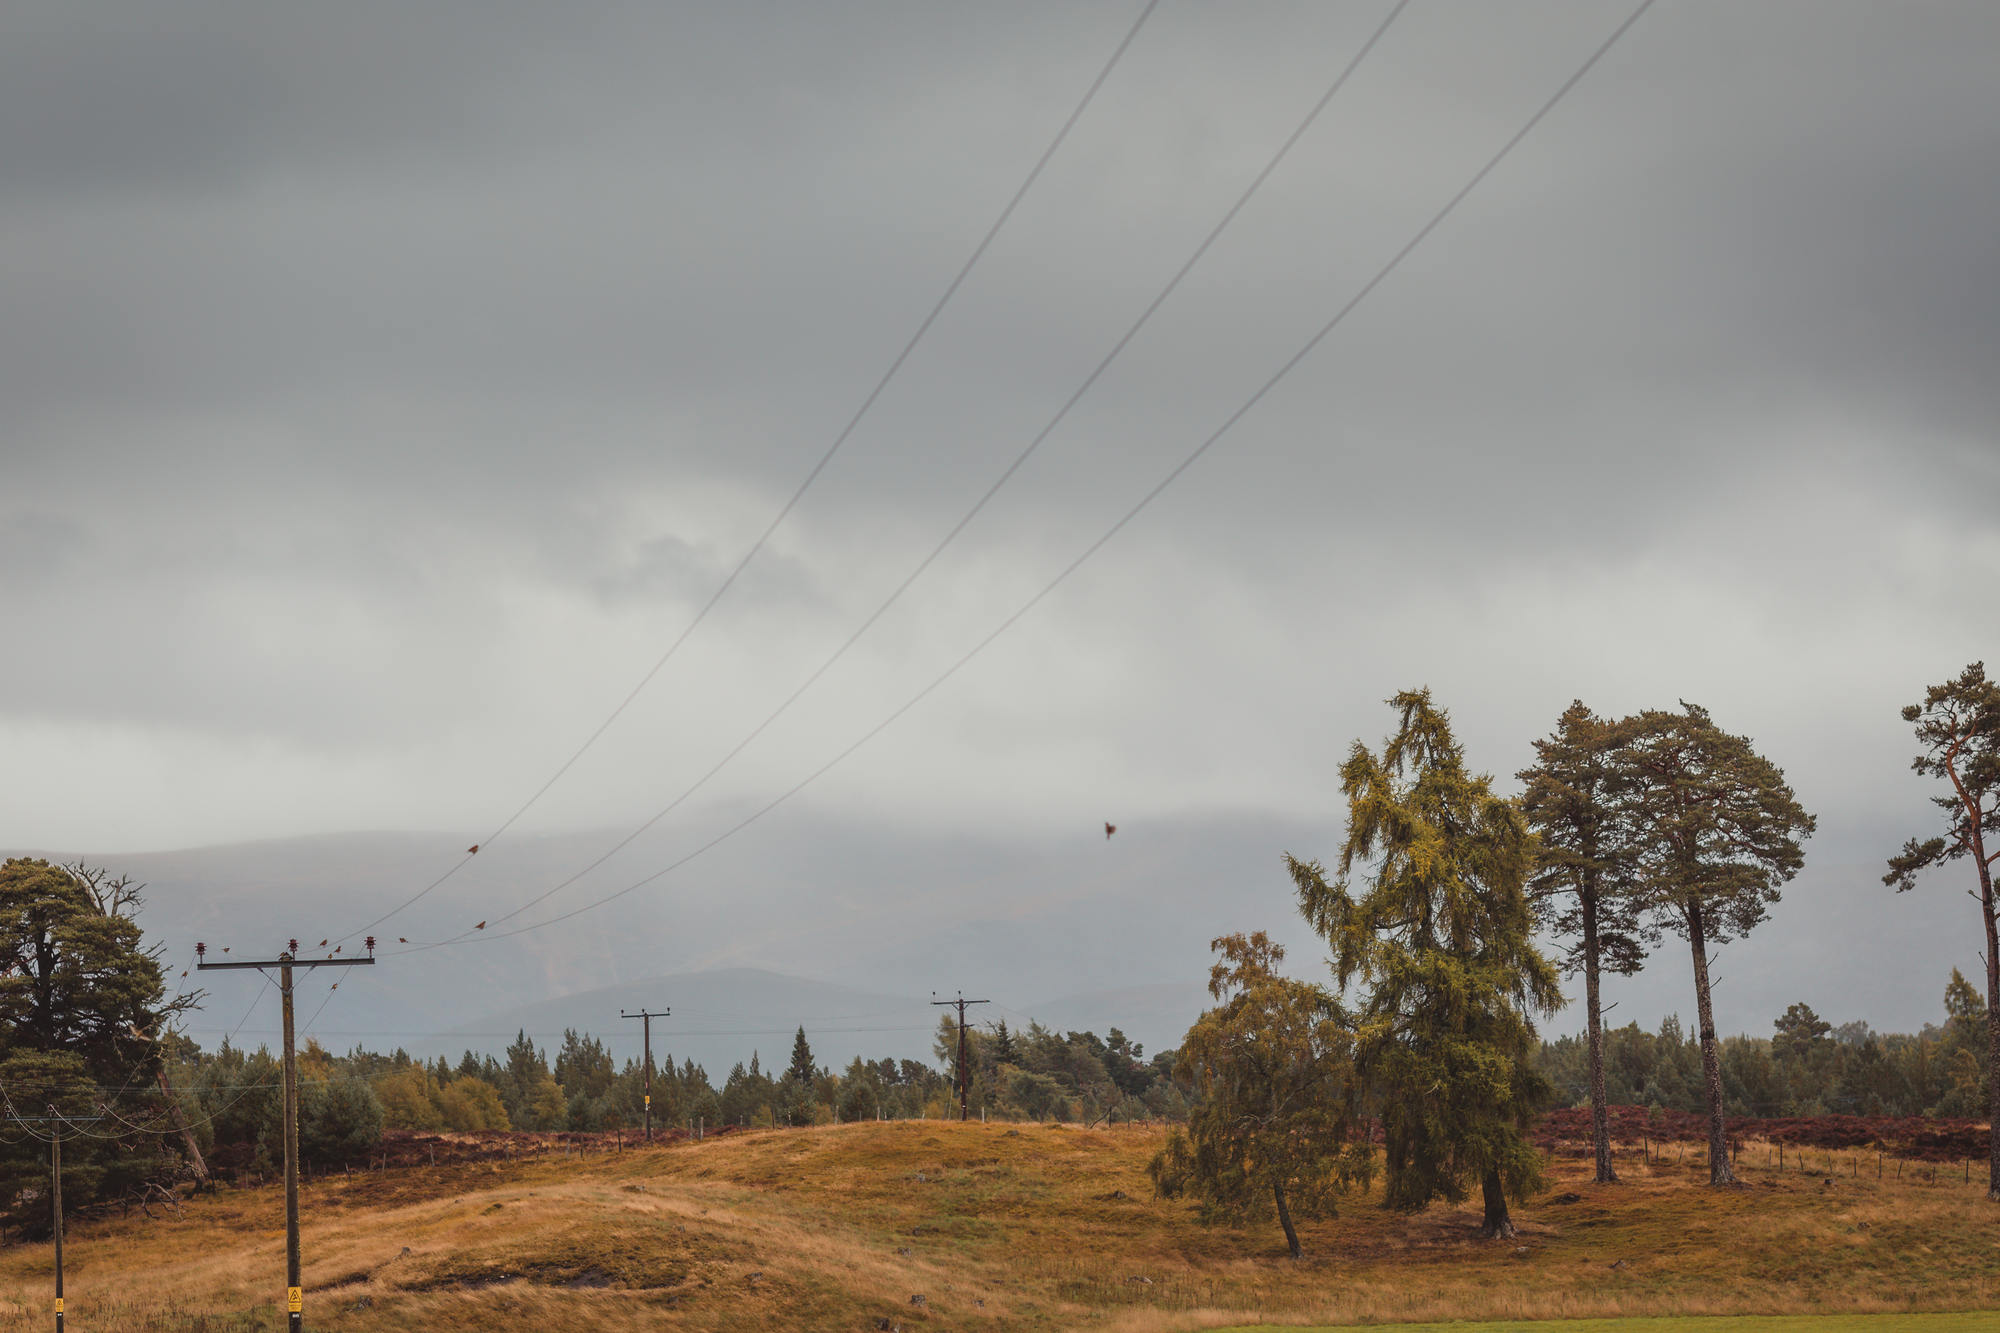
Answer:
[[1582, 882, 1617, 1184], [1479, 1168, 1515, 1238], [1273, 1178, 1302, 1260], [1686, 901, 1736, 1185], [1977, 848, 1999, 1202], [156, 1066, 208, 1184]]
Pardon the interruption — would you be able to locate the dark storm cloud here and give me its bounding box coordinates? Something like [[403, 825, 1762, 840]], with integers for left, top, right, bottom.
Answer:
[[1, 1, 1996, 1036]]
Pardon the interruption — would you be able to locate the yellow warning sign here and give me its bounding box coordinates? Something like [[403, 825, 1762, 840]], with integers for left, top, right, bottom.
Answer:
[[287, 1286, 303, 1313], [53, 1298, 63, 1313], [644, 1094, 651, 1107]]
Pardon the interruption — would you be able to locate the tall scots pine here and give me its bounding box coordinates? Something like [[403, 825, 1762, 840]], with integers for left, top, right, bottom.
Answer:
[[1289, 689, 1560, 1238], [1519, 702, 1653, 1185], [1616, 703, 1813, 1185], [1884, 662, 2000, 1199]]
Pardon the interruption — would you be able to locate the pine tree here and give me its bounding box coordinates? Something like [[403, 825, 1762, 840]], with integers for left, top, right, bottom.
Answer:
[[989, 1019, 1019, 1066], [1885, 661, 2000, 1198], [1616, 703, 1814, 1185], [1518, 701, 1654, 1184], [502, 1028, 546, 1125], [0, 859, 198, 1226], [787, 1026, 816, 1086], [1289, 688, 1561, 1237]]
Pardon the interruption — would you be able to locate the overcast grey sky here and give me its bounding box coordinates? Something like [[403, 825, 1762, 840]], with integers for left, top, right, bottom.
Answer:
[[2, 2, 1995, 1039]]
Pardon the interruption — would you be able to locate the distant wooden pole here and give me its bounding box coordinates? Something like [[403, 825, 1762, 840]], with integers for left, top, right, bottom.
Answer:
[[50, 1114, 63, 1333], [620, 1007, 670, 1144], [930, 992, 989, 1122], [282, 959, 301, 1333]]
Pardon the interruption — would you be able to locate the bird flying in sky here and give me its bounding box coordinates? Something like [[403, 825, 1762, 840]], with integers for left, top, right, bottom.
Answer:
[[1105, 822, 1117, 839]]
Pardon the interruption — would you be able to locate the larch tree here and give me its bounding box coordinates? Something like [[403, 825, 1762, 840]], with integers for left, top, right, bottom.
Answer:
[[1518, 701, 1654, 1185], [1884, 661, 2000, 1199], [1289, 688, 1561, 1238], [1615, 703, 1814, 1185], [1147, 932, 1368, 1260]]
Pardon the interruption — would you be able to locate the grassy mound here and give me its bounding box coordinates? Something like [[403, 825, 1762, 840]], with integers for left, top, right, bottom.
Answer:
[[0, 1121, 1994, 1330]]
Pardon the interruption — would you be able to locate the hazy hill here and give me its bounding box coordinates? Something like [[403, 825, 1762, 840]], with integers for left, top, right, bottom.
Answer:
[[6, 809, 1939, 1067], [5, 809, 1330, 1067]]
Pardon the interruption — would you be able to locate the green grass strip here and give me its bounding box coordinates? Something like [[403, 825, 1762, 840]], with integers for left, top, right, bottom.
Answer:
[[1223, 1315, 2000, 1333]]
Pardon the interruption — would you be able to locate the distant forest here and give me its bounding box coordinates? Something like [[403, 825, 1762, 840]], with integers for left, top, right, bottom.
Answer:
[[138, 964, 1985, 1182], [1535, 969, 1990, 1120]]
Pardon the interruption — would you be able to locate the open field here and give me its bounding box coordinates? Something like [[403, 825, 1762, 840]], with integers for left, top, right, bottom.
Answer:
[[1216, 1312, 2000, 1320], [0, 1121, 1995, 1331]]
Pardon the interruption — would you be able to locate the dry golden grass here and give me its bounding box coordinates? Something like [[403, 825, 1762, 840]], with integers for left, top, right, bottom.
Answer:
[[0, 1124, 1994, 1331]]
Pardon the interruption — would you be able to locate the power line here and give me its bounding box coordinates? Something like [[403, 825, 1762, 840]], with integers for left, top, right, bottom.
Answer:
[[414, 0, 1413, 948], [395, 0, 1656, 955], [173, 1023, 940, 1040], [299, 967, 353, 1042], [338, 0, 1163, 948]]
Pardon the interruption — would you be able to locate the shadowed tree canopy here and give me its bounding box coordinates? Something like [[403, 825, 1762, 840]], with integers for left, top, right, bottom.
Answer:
[[1771, 1002, 1832, 1058], [1883, 661, 2000, 1199], [1148, 932, 1369, 1260], [1616, 703, 1814, 1185], [1289, 688, 1561, 1238], [0, 858, 199, 1228]]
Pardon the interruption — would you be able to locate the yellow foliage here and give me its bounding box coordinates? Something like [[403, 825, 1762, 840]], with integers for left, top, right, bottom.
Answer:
[[439, 1077, 510, 1131]]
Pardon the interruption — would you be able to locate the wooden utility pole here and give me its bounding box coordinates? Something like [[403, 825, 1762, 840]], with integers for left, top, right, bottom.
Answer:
[[619, 1007, 670, 1143], [199, 937, 376, 1331], [2, 1111, 102, 1331], [930, 992, 989, 1122], [50, 1111, 63, 1333]]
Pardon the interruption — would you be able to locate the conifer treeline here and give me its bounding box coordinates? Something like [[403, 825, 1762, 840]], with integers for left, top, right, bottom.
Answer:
[[1533, 971, 1992, 1121], [164, 1013, 1190, 1178], [139, 961, 1990, 1189]]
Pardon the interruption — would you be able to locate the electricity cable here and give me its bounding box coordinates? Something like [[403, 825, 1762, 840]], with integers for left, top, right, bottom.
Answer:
[[415, 0, 1414, 947], [399, 0, 1655, 953], [337, 0, 1163, 947]]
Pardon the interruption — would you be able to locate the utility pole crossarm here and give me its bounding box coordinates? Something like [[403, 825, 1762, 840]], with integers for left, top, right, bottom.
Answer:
[[195, 958, 376, 970]]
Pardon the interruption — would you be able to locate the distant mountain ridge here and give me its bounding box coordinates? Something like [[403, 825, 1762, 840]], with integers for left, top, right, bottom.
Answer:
[[8, 811, 1892, 1058], [5, 811, 1334, 1065]]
